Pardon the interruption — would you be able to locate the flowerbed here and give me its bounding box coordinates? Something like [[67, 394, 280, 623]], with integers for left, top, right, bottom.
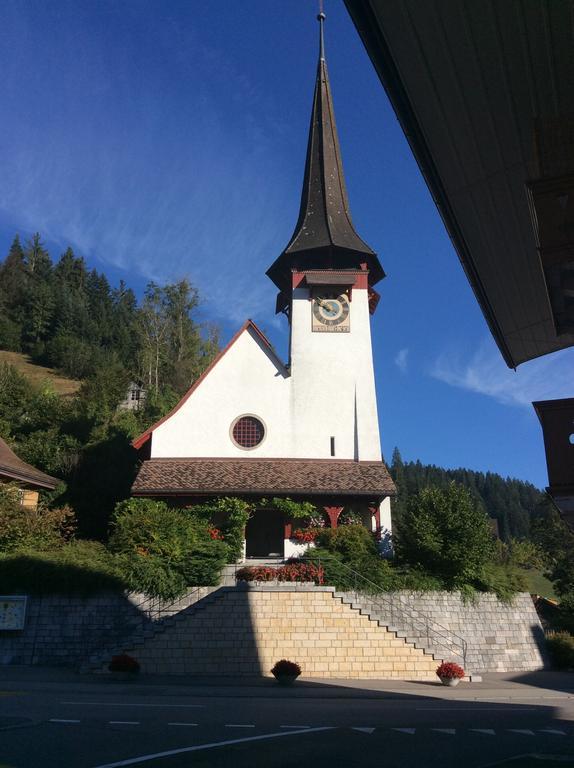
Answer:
[[236, 562, 324, 584], [292, 528, 319, 543]]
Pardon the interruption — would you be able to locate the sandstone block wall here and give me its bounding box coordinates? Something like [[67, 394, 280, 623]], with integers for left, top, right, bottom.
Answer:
[[122, 586, 438, 679]]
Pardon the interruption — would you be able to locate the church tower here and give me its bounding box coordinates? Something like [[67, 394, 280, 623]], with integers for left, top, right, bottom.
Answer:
[[266, 12, 386, 463], [131, 12, 395, 558]]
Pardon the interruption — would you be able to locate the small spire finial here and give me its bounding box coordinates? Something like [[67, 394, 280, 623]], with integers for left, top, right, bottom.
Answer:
[[317, 0, 326, 60]]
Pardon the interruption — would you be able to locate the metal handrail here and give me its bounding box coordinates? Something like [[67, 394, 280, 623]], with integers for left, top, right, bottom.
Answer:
[[300, 555, 467, 667]]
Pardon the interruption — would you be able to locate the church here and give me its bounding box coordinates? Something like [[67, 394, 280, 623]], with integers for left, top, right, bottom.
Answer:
[[131, 13, 395, 561]]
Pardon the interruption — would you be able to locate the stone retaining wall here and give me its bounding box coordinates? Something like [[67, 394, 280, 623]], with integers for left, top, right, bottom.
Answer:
[[120, 586, 439, 679], [0, 587, 546, 675], [384, 591, 546, 673], [0, 589, 215, 667]]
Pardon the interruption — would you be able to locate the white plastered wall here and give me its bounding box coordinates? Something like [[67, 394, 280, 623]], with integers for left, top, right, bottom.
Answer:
[[289, 286, 382, 461], [151, 327, 293, 458]]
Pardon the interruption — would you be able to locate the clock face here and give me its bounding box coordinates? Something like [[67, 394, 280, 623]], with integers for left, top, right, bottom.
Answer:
[[312, 292, 350, 332]]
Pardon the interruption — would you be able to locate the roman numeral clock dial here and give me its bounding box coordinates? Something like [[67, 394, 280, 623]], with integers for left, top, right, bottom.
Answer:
[[312, 291, 350, 332]]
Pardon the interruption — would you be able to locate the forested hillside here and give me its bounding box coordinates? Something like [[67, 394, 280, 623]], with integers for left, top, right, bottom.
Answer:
[[390, 448, 544, 542], [0, 233, 220, 537], [0, 233, 218, 394]]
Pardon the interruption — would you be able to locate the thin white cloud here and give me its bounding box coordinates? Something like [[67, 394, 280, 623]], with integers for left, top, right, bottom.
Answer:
[[395, 347, 409, 373], [430, 339, 574, 408]]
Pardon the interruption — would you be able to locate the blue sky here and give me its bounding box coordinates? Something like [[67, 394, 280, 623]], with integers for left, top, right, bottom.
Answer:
[[1, 0, 572, 488]]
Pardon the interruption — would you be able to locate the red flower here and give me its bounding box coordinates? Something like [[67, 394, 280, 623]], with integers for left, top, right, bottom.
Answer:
[[436, 662, 464, 679], [208, 527, 224, 540]]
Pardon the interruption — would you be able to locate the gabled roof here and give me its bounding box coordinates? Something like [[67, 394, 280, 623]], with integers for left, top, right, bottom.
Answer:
[[0, 437, 59, 490], [132, 320, 287, 451], [132, 457, 395, 498]]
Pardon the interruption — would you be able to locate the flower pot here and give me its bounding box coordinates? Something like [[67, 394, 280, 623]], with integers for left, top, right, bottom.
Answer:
[[439, 676, 460, 687], [274, 674, 298, 686]]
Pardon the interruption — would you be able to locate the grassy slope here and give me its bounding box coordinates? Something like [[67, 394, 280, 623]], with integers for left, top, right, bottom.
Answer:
[[520, 568, 557, 600], [0, 350, 81, 395]]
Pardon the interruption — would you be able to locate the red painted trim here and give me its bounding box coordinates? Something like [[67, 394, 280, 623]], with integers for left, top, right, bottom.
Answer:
[[132, 320, 285, 450], [324, 505, 344, 528], [284, 522, 293, 539]]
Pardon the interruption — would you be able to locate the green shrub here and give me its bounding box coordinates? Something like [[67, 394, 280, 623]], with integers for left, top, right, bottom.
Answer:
[[0, 484, 77, 553], [476, 563, 527, 602], [546, 631, 574, 670], [397, 483, 495, 587], [109, 498, 227, 598], [190, 497, 251, 563], [315, 524, 378, 561], [0, 540, 125, 595]]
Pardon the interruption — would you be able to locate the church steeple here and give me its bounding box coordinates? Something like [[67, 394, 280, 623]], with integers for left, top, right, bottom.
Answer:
[[266, 11, 385, 297]]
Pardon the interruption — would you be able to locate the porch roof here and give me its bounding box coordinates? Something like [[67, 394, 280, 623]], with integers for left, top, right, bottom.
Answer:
[[131, 458, 395, 498], [0, 436, 59, 490]]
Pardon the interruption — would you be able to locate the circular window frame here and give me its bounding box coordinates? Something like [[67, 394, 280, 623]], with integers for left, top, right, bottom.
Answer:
[[229, 414, 267, 451]]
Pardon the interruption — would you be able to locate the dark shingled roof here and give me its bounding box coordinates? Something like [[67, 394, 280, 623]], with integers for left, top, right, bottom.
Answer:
[[0, 436, 59, 490], [132, 458, 395, 498]]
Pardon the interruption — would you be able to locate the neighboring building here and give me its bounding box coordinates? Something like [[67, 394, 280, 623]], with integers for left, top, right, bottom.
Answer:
[[344, 0, 574, 523], [131, 14, 395, 560], [118, 382, 146, 412], [0, 436, 58, 508]]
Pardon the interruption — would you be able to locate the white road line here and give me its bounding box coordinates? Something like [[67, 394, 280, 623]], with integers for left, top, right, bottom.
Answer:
[[91, 726, 334, 768], [539, 729, 566, 735], [225, 724, 255, 728], [280, 725, 310, 729], [507, 729, 535, 736], [416, 707, 537, 711], [352, 727, 375, 734], [49, 719, 80, 724], [61, 701, 204, 708], [432, 729, 456, 735], [392, 728, 416, 734], [168, 723, 198, 727], [109, 721, 140, 726], [470, 729, 496, 735]]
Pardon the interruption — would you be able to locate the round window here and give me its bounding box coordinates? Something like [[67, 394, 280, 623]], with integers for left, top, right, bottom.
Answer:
[[231, 415, 266, 449]]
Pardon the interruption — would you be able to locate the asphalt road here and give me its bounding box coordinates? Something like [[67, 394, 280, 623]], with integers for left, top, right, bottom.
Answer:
[[2, 675, 574, 768]]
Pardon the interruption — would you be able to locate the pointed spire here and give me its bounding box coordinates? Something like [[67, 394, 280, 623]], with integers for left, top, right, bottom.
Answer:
[[267, 10, 384, 293]]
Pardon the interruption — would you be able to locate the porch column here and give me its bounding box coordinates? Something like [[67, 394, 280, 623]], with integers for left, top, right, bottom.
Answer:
[[324, 505, 343, 528], [369, 505, 381, 536]]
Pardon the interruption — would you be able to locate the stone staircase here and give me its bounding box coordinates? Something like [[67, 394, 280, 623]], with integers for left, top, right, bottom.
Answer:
[[82, 584, 442, 679], [80, 586, 221, 673], [335, 591, 464, 667]]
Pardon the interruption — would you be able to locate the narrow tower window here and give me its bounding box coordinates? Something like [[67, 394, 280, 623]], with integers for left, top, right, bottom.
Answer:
[[330, 436, 335, 456]]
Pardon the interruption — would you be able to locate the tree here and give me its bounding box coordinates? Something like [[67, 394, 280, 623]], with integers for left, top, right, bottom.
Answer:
[[397, 482, 495, 586]]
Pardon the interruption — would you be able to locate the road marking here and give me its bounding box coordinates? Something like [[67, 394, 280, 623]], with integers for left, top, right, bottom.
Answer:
[[225, 724, 255, 728], [49, 719, 80, 724], [168, 723, 198, 727], [61, 701, 204, 708], [280, 725, 310, 729], [416, 707, 537, 711], [352, 727, 375, 734], [393, 728, 416, 734], [507, 729, 535, 736], [539, 729, 566, 735], [91, 726, 335, 768], [432, 729, 456, 735], [470, 729, 496, 735], [110, 721, 140, 726]]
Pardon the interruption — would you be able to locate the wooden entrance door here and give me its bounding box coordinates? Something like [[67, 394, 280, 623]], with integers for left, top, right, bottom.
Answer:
[[245, 510, 284, 558]]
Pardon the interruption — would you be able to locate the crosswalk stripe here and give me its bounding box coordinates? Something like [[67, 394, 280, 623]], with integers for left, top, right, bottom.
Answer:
[[507, 729, 534, 735], [393, 728, 416, 734], [470, 729, 495, 735], [539, 729, 566, 735], [432, 729, 456, 735], [352, 727, 375, 734]]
